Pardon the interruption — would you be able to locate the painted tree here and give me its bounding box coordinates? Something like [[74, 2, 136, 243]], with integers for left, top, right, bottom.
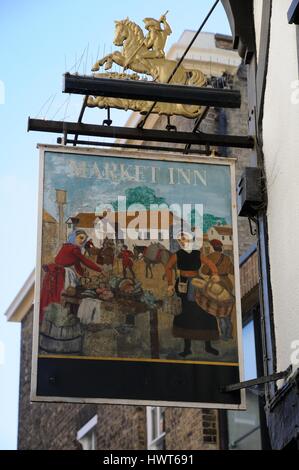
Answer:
[[111, 186, 166, 210]]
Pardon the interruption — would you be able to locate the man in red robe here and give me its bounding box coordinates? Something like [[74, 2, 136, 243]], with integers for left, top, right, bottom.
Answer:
[[118, 245, 135, 279]]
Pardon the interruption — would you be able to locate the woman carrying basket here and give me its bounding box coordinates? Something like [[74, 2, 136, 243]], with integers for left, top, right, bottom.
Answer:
[[165, 232, 220, 358], [201, 239, 235, 340]]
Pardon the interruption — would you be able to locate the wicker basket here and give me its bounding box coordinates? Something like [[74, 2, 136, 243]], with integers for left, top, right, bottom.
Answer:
[[192, 278, 234, 318]]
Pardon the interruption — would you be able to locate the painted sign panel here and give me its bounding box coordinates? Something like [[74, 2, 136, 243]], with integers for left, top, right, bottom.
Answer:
[[31, 145, 245, 409]]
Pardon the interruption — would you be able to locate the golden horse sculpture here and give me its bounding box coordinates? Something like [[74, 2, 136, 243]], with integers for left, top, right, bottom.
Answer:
[[88, 15, 207, 118]]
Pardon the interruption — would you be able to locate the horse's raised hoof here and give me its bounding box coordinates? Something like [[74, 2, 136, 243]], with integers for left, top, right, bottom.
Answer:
[[91, 64, 99, 72]]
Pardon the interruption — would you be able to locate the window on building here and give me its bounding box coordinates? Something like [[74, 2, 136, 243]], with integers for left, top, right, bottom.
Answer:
[[146, 407, 166, 450], [222, 236, 225, 241], [76, 414, 97, 450], [288, 0, 299, 25], [225, 313, 270, 450]]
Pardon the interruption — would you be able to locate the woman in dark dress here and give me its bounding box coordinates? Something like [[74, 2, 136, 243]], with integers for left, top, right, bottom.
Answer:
[[165, 232, 220, 357]]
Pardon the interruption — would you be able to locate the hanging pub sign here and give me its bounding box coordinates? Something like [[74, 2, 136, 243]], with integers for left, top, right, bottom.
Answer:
[[31, 145, 245, 409]]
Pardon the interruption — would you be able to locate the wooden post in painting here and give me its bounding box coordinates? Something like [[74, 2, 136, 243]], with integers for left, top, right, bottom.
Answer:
[[56, 189, 67, 245], [150, 308, 160, 359]]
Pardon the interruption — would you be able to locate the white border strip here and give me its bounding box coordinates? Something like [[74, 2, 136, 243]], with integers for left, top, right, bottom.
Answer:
[[5, 270, 35, 321]]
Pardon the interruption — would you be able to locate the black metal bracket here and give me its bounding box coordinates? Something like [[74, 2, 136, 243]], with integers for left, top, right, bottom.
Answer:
[[28, 118, 255, 149], [248, 216, 258, 236], [102, 106, 112, 126], [166, 116, 177, 132], [63, 130, 67, 146], [63, 73, 241, 109], [221, 365, 293, 393]]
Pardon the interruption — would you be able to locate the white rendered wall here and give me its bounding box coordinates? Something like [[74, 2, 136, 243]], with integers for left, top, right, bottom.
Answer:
[[253, 0, 263, 61], [259, 0, 299, 373]]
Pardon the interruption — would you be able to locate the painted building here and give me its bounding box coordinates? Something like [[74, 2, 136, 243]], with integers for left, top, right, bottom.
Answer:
[[66, 209, 187, 250], [207, 225, 233, 252]]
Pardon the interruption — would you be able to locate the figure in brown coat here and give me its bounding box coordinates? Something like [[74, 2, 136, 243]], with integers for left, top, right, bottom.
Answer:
[[201, 239, 234, 339]]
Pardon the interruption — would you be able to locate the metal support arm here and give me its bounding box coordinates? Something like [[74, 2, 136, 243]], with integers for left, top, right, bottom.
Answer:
[[222, 365, 292, 393], [28, 118, 254, 149], [63, 73, 241, 108]]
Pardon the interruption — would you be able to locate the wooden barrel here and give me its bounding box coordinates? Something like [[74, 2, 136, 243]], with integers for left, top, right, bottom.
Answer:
[[39, 319, 82, 354]]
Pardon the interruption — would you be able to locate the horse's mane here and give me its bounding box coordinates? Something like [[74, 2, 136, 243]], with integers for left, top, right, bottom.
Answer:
[[119, 18, 144, 44]]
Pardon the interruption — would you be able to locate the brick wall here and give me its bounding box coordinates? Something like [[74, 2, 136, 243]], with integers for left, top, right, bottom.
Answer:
[[240, 250, 259, 298], [228, 65, 256, 256], [165, 408, 218, 450]]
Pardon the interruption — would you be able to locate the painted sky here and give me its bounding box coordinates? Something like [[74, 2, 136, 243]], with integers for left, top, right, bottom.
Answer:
[[44, 151, 233, 225]]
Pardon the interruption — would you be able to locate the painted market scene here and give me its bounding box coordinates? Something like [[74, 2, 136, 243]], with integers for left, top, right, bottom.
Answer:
[[39, 152, 238, 364]]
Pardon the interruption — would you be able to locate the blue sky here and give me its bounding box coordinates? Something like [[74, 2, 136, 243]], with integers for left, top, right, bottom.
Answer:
[[0, 0, 231, 449]]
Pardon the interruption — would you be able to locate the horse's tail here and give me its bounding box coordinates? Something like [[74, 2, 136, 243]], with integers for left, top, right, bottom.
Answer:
[[186, 69, 206, 87]]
